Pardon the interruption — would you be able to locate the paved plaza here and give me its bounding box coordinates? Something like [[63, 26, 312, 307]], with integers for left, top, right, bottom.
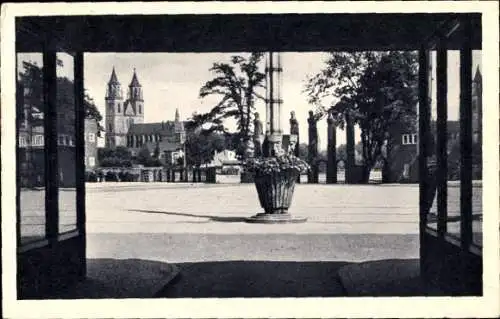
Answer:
[[19, 181, 482, 261], [85, 182, 421, 235], [19, 181, 483, 297]]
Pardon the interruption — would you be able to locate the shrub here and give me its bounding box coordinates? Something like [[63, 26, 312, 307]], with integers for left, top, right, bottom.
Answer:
[[105, 171, 119, 181], [85, 170, 98, 182]]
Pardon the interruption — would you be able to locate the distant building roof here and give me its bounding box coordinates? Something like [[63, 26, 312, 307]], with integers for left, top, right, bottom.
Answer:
[[128, 121, 187, 135], [139, 140, 182, 153]]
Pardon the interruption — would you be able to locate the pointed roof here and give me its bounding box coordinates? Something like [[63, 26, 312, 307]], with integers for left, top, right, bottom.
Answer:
[[175, 108, 180, 122], [473, 66, 482, 83], [108, 66, 120, 84], [129, 68, 141, 87]]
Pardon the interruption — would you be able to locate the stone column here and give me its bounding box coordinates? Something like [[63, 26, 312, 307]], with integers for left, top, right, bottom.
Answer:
[[265, 51, 284, 156], [308, 110, 319, 183], [326, 111, 337, 184], [290, 111, 300, 182], [345, 112, 355, 183]]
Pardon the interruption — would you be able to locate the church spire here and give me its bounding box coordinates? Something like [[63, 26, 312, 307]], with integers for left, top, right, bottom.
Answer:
[[108, 66, 120, 84], [106, 66, 122, 100], [129, 68, 141, 87], [175, 108, 180, 122], [473, 65, 482, 83]]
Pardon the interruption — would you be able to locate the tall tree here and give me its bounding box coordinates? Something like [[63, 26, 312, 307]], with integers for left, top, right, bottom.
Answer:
[[185, 130, 226, 166], [305, 51, 418, 182], [17, 59, 103, 131], [195, 53, 266, 159]]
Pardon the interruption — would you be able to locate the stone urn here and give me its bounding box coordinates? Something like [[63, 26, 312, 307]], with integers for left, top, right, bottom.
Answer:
[[255, 169, 299, 214], [244, 155, 308, 224]]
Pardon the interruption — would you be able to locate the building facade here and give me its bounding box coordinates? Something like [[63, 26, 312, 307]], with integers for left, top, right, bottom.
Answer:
[[103, 68, 186, 165], [84, 118, 99, 168], [105, 67, 144, 148], [385, 67, 482, 183], [125, 111, 186, 166]]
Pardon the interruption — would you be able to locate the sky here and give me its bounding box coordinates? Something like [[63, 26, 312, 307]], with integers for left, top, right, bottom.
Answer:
[[83, 52, 337, 149], [18, 51, 481, 150]]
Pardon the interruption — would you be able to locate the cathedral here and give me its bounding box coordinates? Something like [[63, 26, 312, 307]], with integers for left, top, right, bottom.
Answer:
[[104, 68, 186, 165]]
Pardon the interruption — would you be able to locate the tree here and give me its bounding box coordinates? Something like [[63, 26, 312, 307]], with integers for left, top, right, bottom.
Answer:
[[193, 53, 266, 159], [98, 146, 132, 167], [17, 59, 104, 133], [185, 130, 226, 166], [305, 51, 419, 182], [137, 147, 153, 166]]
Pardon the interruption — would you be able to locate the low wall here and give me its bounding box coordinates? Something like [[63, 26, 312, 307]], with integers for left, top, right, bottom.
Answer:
[[86, 167, 217, 183]]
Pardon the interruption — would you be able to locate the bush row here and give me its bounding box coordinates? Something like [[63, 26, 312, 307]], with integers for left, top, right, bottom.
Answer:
[[85, 170, 140, 182]]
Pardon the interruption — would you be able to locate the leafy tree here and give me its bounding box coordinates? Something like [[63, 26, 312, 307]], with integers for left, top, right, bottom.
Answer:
[[17, 59, 104, 134], [185, 130, 227, 166], [98, 146, 132, 167], [137, 147, 153, 166], [305, 51, 418, 182], [193, 53, 266, 159]]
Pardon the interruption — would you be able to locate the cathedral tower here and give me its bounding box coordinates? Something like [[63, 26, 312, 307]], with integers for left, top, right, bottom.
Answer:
[[105, 67, 125, 147], [105, 67, 145, 148], [123, 68, 144, 128]]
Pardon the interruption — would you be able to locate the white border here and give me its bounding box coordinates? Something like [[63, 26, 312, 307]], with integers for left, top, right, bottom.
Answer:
[[2, 1, 499, 318]]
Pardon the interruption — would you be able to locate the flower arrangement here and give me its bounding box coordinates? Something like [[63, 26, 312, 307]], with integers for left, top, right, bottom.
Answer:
[[244, 154, 310, 176]]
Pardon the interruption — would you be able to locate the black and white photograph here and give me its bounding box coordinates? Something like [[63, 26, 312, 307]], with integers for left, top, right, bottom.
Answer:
[[1, 1, 499, 318]]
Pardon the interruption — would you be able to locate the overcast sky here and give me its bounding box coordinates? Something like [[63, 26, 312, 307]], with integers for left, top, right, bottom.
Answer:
[[83, 52, 337, 149], [18, 51, 481, 150]]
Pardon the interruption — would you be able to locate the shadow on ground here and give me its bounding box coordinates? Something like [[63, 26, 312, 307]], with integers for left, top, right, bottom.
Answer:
[[130, 209, 249, 223], [155, 260, 350, 298], [27, 258, 448, 299], [41, 258, 179, 299]]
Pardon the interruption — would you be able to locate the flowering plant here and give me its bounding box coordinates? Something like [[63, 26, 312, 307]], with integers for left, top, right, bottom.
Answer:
[[244, 154, 310, 176]]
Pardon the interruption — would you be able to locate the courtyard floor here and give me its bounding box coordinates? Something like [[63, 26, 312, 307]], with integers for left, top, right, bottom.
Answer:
[[20, 181, 482, 297], [82, 182, 424, 298]]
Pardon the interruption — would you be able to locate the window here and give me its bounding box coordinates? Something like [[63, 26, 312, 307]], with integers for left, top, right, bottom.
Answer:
[[88, 157, 95, 167], [88, 133, 95, 142], [117, 103, 121, 113], [32, 135, 44, 146], [19, 136, 27, 147], [402, 133, 417, 145], [58, 135, 66, 146], [402, 134, 409, 145], [108, 123, 113, 132], [138, 104, 142, 114]]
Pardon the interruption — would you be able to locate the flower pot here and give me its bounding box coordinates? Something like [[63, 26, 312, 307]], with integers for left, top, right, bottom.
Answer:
[[254, 169, 299, 214]]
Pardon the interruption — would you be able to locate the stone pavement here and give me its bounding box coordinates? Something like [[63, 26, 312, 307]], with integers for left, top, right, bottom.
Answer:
[[29, 182, 472, 297], [85, 182, 421, 235], [80, 182, 425, 297]]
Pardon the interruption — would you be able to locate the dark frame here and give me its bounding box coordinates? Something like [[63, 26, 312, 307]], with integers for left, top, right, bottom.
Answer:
[[419, 17, 482, 295], [14, 12, 482, 298], [16, 42, 87, 298]]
